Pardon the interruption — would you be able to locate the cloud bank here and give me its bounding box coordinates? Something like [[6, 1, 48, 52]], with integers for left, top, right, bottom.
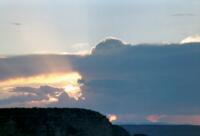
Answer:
[[0, 38, 200, 124]]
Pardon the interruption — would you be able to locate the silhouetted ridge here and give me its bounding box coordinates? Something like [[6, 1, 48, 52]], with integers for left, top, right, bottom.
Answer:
[[0, 108, 130, 136]]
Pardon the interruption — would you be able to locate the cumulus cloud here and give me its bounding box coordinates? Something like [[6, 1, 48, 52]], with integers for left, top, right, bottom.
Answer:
[[91, 38, 129, 55], [0, 38, 200, 124], [181, 34, 200, 44]]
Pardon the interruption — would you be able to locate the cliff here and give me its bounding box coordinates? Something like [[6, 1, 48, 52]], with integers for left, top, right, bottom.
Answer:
[[0, 108, 130, 136]]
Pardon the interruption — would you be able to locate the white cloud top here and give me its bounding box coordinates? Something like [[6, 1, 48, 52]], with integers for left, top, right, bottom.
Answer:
[[181, 34, 200, 44]]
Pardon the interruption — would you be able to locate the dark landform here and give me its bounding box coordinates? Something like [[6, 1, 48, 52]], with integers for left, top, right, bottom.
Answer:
[[1, 108, 200, 136], [0, 108, 130, 136]]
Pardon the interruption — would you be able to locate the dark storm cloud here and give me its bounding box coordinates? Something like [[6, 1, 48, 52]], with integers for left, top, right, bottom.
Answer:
[[71, 39, 200, 115], [0, 38, 200, 116]]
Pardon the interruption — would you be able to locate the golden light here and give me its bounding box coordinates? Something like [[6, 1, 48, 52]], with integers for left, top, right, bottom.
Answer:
[[108, 114, 118, 122], [0, 72, 82, 88], [0, 72, 84, 102], [64, 84, 84, 101]]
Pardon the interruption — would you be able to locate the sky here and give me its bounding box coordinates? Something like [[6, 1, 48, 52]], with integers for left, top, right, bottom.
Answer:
[[0, 0, 200, 54], [0, 0, 200, 125]]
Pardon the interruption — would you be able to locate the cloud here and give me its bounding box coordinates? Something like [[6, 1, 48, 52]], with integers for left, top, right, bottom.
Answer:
[[146, 114, 200, 125], [0, 86, 64, 107], [0, 38, 200, 124], [181, 34, 200, 44], [0, 72, 82, 89], [172, 13, 195, 17], [72, 38, 200, 115], [161, 115, 200, 125], [0, 55, 75, 81], [11, 22, 22, 26], [107, 114, 118, 122], [91, 38, 129, 55], [146, 115, 166, 123], [0, 55, 7, 58]]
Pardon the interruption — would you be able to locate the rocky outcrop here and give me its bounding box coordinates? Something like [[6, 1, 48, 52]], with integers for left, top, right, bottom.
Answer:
[[0, 108, 130, 136]]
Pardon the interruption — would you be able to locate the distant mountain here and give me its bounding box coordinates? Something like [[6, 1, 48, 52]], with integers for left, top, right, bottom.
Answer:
[[0, 108, 130, 136], [122, 125, 200, 136]]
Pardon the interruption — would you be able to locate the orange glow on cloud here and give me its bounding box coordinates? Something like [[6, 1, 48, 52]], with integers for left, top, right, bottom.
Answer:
[[147, 114, 200, 125], [108, 114, 118, 122], [147, 115, 166, 123], [0, 72, 81, 88], [0, 72, 83, 101], [26, 95, 59, 107], [64, 84, 84, 101]]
